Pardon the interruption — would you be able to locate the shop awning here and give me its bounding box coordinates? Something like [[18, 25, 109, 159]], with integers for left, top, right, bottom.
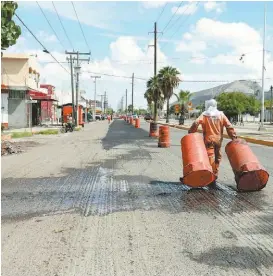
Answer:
[[28, 89, 58, 101]]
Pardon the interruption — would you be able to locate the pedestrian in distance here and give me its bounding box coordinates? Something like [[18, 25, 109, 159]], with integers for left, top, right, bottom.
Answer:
[[188, 99, 237, 187], [107, 115, 111, 124], [240, 116, 244, 126]]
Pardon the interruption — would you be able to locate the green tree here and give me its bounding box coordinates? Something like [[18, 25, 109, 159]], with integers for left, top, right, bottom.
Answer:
[[127, 104, 133, 113], [216, 92, 260, 119], [158, 66, 181, 123], [146, 75, 163, 121], [246, 95, 261, 116], [174, 90, 191, 124], [1, 1, 21, 50]]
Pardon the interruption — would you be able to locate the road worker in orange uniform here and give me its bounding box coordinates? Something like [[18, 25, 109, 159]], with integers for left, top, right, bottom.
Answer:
[[188, 99, 237, 185]]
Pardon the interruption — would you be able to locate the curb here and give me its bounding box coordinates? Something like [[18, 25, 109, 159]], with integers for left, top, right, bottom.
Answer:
[[147, 121, 273, 147]]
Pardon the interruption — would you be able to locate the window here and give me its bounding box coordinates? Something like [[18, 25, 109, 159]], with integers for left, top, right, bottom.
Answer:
[[8, 90, 26, 99]]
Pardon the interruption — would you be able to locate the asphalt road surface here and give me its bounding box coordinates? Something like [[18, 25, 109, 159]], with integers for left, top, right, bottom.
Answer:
[[2, 119, 273, 276]]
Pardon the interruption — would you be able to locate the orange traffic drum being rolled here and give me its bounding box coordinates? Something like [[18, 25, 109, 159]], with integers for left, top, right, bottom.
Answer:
[[181, 133, 215, 187], [149, 122, 158, 137], [225, 139, 269, 192], [135, 118, 140, 128], [158, 125, 170, 148]]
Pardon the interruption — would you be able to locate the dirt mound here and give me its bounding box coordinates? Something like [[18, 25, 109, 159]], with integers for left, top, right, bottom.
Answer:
[[1, 141, 24, 156]]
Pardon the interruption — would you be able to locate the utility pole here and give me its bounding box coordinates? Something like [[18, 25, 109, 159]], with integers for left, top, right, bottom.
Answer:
[[149, 22, 163, 119], [75, 52, 79, 126], [259, 3, 267, 131], [132, 73, 134, 115], [104, 91, 107, 113], [270, 85, 273, 123], [68, 54, 75, 124], [125, 89, 128, 114], [65, 51, 90, 126], [90, 76, 101, 121]]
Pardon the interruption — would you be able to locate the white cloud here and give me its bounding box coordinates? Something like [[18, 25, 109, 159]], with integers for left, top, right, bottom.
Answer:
[[175, 17, 273, 90], [204, 2, 226, 14], [142, 1, 167, 9], [176, 41, 207, 54], [183, 32, 192, 40], [172, 2, 199, 15], [37, 31, 57, 43]]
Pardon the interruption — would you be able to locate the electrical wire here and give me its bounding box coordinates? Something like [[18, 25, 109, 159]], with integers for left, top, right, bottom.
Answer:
[[14, 13, 70, 75], [161, 1, 201, 50], [36, 1, 66, 50], [156, 3, 168, 23], [159, 1, 183, 38], [162, 1, 193, 36], [81, 71, 272, 83], [52, 1, 74, 50], [71, 1, 92, 56]]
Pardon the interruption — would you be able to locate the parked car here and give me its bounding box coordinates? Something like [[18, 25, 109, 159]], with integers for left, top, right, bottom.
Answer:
[[144, 114, 152, 120], [132, 114, 138, 119], [95, 114, 102, 120]]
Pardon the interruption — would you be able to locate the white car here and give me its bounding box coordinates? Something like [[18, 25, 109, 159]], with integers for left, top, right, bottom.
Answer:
[[132, 114, 138, 119]]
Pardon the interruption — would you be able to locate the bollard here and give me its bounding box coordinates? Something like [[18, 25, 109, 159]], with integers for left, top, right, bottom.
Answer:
[[135, 118, 140, 128], [158, 125, 170, 148], [225, 139, 269, 192], [149, 122, 158, 137], [181, 133, 215, 187]]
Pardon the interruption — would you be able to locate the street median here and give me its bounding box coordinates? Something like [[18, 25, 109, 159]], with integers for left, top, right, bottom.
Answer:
[[147, 120, 273, 147]]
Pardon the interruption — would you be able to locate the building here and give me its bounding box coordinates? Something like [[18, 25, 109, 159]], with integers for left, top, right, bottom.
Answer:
[[1, 53, 57, 129]]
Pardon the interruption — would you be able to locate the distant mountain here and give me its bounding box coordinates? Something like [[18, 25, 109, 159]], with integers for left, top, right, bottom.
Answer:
[[171, 80, 272, 107]]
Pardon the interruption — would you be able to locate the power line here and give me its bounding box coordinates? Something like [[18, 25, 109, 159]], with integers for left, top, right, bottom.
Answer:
[[14, 13, 70, 75], [81, 71, 272, 83], [156, 3, 168, 23], [162, 1, 193, 37], [162, 1, 201, 49], [36, 1, 66, 50], [159, 1, 183, 38], [71, 1, 92, 56], [52, 1, 74, 50]]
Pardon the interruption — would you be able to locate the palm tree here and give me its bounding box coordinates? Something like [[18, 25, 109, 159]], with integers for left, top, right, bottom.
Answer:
[[144, 88, 153, 116], [174, 90, 191, 125], [146, 75, 163, 121], [158, 66, 181, 123]]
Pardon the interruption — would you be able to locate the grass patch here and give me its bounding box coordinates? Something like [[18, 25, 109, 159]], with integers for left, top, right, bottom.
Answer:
[[36, 129, 59, 135], [11, 132, 33, 139]]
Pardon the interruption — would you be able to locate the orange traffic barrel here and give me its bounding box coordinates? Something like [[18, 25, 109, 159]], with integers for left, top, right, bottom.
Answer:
[[149, 122, 158, 137], [158, 125, 170, 148], [129, 117, 133, 125], [135, 118, 140, 128], [181, 133, 215, 187], [225, 139, 269, 192]]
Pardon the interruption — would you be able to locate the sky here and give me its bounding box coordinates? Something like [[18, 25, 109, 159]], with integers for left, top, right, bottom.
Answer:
[[6, 0, 273, 110]]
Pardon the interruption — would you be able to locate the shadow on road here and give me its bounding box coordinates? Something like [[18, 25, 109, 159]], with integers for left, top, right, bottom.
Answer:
[[102, 119, 152, 150]]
